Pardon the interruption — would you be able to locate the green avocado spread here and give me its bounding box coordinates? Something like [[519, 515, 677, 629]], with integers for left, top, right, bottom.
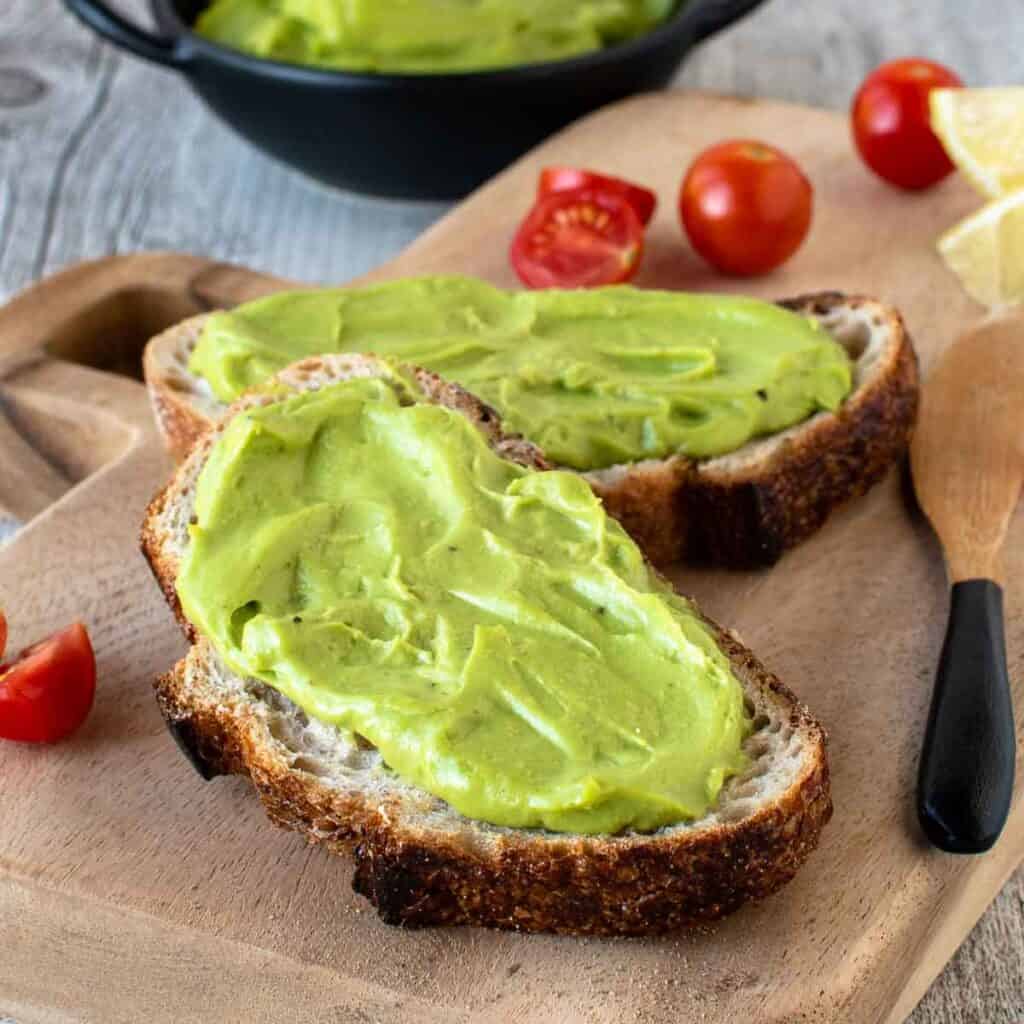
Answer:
[[190, 277, 853, 471], [176, 371, 751, 833], [194, 0, 676, 74]]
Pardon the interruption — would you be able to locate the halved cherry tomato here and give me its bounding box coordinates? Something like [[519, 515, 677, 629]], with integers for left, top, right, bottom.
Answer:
[[679, 140, 813, 276], [0, 621, 96, 743], [510, 189, 644, 289], [851, 58, 962, 190], [539, 167, 658, 225]]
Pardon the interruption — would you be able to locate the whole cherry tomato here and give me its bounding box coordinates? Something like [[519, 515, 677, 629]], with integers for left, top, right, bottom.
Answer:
[[538, 167, 658, 225], [510, 188, 644, 289], [679, 140, 813, 276], [851, 58, 963, 190], [0, 621, 96, 743]]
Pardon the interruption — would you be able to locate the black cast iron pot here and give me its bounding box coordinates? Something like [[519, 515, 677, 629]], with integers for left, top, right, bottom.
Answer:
[[63, 0, 768, 199]]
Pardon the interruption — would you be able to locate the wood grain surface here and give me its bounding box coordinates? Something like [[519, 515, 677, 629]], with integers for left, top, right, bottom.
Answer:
[[1, 1, 1023, 1021], [911, 312, 1024, 586]]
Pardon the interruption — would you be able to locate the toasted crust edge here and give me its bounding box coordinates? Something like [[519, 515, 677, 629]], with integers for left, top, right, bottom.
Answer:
[[141, 354, 832, 936], [143, 315, 212, 465], [153, 623, 831, 936]]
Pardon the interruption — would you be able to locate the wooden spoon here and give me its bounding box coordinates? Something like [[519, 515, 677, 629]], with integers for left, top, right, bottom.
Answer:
[[910, 310, 1021, 853]]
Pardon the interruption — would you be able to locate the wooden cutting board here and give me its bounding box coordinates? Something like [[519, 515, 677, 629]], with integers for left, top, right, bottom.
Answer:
[[0, 92, 1019, 1024]]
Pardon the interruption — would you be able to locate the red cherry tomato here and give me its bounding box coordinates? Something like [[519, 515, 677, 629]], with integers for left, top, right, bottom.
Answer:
[[510, 188, 644, 289], [679, 140, 813, 276], [538, 167, 658, 225], [851, 58, 963, 190], [0, 622, 96, 743]]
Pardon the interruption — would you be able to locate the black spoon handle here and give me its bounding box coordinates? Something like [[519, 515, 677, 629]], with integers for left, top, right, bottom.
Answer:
[[918, 579, 1016, 853]]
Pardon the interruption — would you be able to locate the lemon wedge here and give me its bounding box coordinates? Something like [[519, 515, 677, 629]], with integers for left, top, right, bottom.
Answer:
[[930, 87, 1024, 198], [937, 187, 1024, 308]]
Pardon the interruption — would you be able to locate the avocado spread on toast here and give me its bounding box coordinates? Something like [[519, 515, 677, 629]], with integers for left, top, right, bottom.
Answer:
[[189, 276, 853, 471], [176, 372, 751, 833], [194, 0, 676, 74]]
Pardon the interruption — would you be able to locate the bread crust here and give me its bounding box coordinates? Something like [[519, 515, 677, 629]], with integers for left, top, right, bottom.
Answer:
[[143, 292, 918, 569], [142, 315, 212, 465], [141, 353, 832, 936], [154, 625, 831, 936]]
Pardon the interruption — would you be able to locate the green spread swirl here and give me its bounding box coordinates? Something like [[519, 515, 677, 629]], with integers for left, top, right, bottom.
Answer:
[[195, 0, 677, 74], [176, 372, 751, 834], [190, 276, 853, 471]]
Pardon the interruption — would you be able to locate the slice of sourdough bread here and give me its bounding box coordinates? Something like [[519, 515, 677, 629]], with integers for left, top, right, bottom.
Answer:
[[142, 291, 918, 569], [141, 353, 832, 936]]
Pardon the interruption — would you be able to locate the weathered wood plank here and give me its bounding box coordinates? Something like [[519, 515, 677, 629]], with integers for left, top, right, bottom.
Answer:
[[1, 2, 1022, 1021]]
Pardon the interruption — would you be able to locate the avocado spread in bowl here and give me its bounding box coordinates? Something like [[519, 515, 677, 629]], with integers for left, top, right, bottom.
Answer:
[[176, 370, 751, 833], [190, 276, 853, 472], [194, 0, 678, 74]]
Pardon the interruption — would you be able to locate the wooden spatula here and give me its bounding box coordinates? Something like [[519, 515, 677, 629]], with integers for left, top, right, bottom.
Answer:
[[910, 311, 1021, 853]]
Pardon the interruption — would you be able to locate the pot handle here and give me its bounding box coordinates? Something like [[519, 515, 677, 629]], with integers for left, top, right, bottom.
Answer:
[[62, 0, 191, 68], [681, 0, 769, 46]]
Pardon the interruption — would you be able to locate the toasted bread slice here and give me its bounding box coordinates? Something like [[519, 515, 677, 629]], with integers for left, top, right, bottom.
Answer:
[[141, 354, 832, 936], [143, 291, 918, 568]]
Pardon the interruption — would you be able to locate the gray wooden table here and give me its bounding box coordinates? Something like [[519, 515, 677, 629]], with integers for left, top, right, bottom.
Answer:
[[1, 0, 1022, 1020]]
